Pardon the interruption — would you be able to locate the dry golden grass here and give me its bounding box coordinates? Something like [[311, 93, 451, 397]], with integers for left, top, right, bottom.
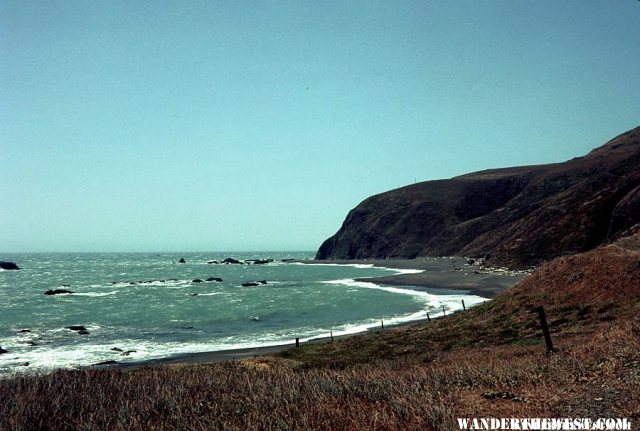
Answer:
[[1, 245, 639, 430]]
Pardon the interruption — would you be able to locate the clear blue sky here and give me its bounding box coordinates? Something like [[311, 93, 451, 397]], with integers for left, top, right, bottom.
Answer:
[[1, 1, 639, 252]]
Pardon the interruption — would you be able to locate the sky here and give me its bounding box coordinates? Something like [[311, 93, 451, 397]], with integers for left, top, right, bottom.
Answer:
[[1, 1, 639, 253]]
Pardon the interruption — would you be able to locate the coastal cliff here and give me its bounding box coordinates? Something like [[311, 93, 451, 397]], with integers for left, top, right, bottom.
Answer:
[[317, 126, 640, 268]]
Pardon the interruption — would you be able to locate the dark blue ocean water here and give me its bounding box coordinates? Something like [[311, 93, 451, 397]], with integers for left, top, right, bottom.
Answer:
[[0, 252, 485, 375]]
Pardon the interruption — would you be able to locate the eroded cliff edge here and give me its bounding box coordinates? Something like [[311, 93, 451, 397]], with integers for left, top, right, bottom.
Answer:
[[316, 126, 640, 268]]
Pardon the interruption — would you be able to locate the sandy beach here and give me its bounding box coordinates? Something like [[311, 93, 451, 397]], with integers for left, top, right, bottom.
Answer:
[[97, 257, 527, 371]]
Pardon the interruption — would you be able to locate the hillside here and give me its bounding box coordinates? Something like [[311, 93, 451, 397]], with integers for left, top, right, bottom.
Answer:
[[316, 126, 640, 268]]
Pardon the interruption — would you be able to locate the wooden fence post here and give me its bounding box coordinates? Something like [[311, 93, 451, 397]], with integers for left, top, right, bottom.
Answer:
[[462, 299, 466, 311], [330, 330, 334, 341], [535, 306, 554, 352], [295, 337, 299, 348], [381, 320, 384, 330], [427, 312, 431, 323], [442, 306, 446, 317]]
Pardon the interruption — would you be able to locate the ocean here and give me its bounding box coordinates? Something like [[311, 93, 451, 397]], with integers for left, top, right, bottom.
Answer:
[[0, 252, 487, 375]]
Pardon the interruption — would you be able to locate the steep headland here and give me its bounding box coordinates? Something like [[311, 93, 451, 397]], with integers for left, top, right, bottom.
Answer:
[[316, 126, 640, 268]]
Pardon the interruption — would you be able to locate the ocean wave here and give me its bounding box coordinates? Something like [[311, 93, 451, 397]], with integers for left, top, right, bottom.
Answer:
[[293, 262, 375, 269], [292, 262, 425, 275], [1, 253, 497, 376], [387, 268, 424, 275], [72, 291, 118, 297], [110, 279, 192, 289], [321, 278, 488, 313], [321, 278, 383, 288]]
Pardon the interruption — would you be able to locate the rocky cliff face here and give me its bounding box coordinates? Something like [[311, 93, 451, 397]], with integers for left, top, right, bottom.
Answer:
[[316, 126, 640, 268]]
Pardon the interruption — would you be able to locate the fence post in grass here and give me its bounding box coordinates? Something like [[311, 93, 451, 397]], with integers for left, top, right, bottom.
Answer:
[[535, 306, 554, 352], [442, 306, 446, 317], [295, 337, 299, 348], [381, 320, 384, 330], [462, 299, 466, 311], [330, 329, 334, 341], [427, 312, 431, 323]]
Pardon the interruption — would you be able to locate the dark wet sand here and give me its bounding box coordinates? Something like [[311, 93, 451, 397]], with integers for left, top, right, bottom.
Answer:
[[97, 258, 527, 371]]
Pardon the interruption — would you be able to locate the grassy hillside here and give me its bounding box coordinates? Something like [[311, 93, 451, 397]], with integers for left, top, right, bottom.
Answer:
[[1, 245, 639, 430]]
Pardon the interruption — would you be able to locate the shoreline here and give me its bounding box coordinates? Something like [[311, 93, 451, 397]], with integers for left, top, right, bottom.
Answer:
[[97, 332, 356, 370], [94, 257, 526, 371], [303, 257, 528, 299]]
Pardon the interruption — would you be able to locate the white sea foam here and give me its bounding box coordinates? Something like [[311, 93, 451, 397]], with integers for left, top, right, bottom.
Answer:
[[72, 291, 118, 297], [386, 268, 424, 275], [321, 278, 488, 320], [322, 278, 431, 299], [1, 338, 307, 376], [293, 262, 375, 269], [294, 261, 424, 275]]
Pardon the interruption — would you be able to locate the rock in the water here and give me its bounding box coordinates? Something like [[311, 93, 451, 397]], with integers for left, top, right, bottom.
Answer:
[[247, 259, 273, 265], [45, 289, 74, 295], [66, 325, 87, 331], [0, 346, 8, 354], [222, 258, 242, 264], [242, 280, 267, 287], [120, 350, 137, 356], [111, 347, 124, 352], [18, 329, 32, 333], [206, 277, 223, 282], [192, 279, 203, 283], [207, 260, 219, 264], [178, 257, 186, 263], [0, 261, 20, 270], [77, 330, 90, 335]]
